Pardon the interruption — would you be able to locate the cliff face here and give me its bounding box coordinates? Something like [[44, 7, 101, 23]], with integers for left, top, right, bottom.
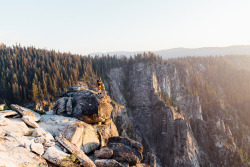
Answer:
[[106, 61, 249, 167]]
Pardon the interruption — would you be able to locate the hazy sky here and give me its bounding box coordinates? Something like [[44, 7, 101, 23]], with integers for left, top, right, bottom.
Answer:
[[1, 0, 250, 55]]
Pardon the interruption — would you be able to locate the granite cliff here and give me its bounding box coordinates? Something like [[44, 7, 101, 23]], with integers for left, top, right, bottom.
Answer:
[[105, 61, 249, 167]]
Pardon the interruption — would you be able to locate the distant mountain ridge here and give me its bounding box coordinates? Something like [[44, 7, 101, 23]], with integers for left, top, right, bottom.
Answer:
[[89, 45, 250, 59]]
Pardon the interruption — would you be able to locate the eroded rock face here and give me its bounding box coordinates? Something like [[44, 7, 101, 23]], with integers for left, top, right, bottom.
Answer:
[[107, 64, 202, 166], [53, 89, 113, 124], [107, 62, 248, 167]]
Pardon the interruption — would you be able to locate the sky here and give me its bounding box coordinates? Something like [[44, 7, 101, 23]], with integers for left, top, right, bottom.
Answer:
[[1, 0, 250, 55]]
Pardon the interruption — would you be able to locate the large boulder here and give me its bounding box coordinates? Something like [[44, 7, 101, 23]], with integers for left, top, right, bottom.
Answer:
[[62, 121, 100, 154], [53, 97, 69, 115], [93, 121, 119, 146], [53, 89, 113, 124], [106, 137, 143, 166], [95, 146, 113, 159], [108, 143, 142, 166], [38, 115, 80, 136], [42, 146, 69, 166], [39, 115, 100, 153], [31, 142, 44, 155]]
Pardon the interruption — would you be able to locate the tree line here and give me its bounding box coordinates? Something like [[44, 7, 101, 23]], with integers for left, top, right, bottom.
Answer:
[[0, 44, 161, 107]]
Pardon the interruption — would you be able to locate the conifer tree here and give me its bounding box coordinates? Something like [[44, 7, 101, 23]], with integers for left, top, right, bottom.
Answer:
[[32, 82, 39, 102]]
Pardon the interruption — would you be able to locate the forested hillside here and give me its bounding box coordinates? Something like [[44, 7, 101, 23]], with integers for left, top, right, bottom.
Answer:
[[0, 44, 161, 106]]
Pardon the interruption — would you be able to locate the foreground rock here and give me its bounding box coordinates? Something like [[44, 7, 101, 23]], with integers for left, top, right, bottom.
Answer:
[[93, 121, 119, 146], [11, 104, 41, 128], [0, 118, 29, 135], [11, 104, 41, 121], [95, 159, 124, 167], [54, 89, 113, 124], [95, 146, 113, 159], [42, 146, 69, 166], [39, 115, 100, 153], [62, 121, 100, 154], [0, 117, 9, 126], [0, 132, 47, 166], [39, 114, 119, 154], [0, 110, 18, 118], [22, 115, 40, 128], [107, 136, 143, 154], [106, 137, 143, 166], [31, 142, 44, 155], [56, 135, 96, 167], [38, 115, 80, 136]]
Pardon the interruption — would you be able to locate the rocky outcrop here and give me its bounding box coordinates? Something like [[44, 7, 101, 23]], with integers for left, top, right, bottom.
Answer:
[[0, 131, 47, 166], [0, 87, 152, 167], [54, 89, 113, 124], [62, 121, 100, 154], [39, 114, 100, 153]]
